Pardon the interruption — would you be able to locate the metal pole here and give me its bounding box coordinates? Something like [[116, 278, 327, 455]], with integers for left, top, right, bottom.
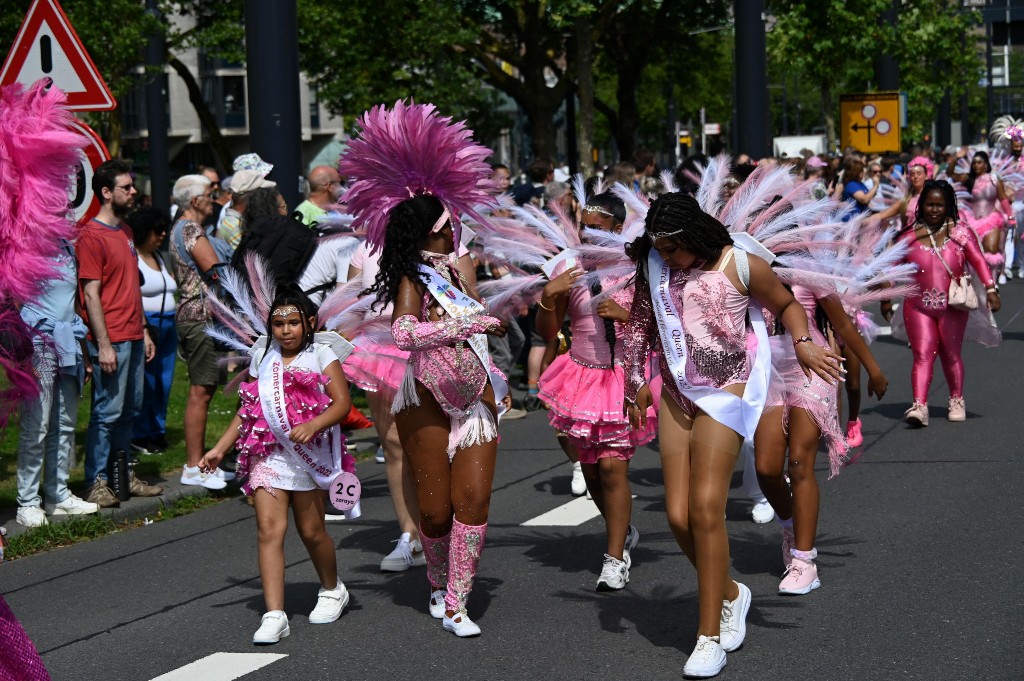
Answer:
[[734, 0, 769, 159], [244, 0, 303, 210], [874, 2, 900, 91], [144, 0, 169, 214], [937, 88, 952, 149]]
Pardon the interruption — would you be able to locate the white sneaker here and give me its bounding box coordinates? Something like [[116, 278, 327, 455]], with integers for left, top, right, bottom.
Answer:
[[380, 532, 427, 572], [719, 581, 751, 652], [51, 495, 99, 516], [253, 610, 290, 644], [442, 611, 481, 637], [324, 506, 346, 522], [16, 506, 48, 528], [429, 589, 447, 619], [213, 467, 236, 482], [596, 554, 629, 591], [751, 499, 773, 524], [623, 524, 640, 569], [570, 461, 586, 496], [999, 273, 1008, 285], [683, 635, 727, 678], [375, 446, 386, 464], [308, 582, 349, 624], [180, 466, 227, 490]]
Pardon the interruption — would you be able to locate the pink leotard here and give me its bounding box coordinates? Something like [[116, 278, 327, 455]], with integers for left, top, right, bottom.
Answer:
[[625, 250, 752, 417]]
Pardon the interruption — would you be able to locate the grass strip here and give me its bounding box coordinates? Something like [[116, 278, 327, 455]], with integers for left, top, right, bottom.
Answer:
[[3, 494, 232, 561]]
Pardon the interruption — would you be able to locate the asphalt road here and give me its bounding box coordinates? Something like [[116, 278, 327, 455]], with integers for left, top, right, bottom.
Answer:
[[4, 284, 1024, 681]]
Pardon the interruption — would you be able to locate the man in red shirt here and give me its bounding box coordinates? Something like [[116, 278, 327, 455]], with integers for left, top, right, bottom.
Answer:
[[78, 160, 162, 507]]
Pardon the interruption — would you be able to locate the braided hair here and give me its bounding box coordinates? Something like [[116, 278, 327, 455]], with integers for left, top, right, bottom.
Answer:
[[964, 151, 992, 193], [626, 192, 732, 284], [362, 195, 445, 311], [582, 192, 626, 362]]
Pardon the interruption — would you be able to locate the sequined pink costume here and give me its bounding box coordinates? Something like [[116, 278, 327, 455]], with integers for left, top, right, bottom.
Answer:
[[764, 286, 846, 478], [390, 255, 502, 457], [235, 343, 354, 496], [965, 174, 1007, 239], [625, 254, 754, 418], [898, 222, 993, 403], [539, 283, 656, 463]]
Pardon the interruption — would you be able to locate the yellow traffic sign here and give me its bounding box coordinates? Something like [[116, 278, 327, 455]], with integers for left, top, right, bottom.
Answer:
[[839, 92, 901, 153]]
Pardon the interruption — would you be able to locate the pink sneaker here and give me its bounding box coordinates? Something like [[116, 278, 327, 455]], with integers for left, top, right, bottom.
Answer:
[[781, 525, 795, 570], [845, 418, 863, 447], [947, 397, 966, 422], [778, 557, 820, 595], [904, 402, 929, 427]]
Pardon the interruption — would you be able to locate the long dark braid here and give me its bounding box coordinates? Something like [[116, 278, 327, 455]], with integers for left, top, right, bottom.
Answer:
[[362, 195, 445, 311]]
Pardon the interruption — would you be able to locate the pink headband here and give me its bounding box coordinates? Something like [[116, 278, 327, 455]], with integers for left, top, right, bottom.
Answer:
[[431, 207, 450, 233]]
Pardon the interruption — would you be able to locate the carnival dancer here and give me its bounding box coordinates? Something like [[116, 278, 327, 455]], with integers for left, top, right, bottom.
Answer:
[[989, 118, 1024, 278], [623, 190, 844, 678], [881, 180, 1001, 426], [535, 192, 656, 590], [948, 149, 1013, 285], [872, 155, 933, 230], [340, 101, 508, 637], [200, 286, 356, 644], [753, 210, 914, 596]]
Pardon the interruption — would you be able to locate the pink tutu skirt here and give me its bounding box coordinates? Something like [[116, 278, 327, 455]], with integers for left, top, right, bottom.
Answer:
[[343, 341, 408, 394], [968, 210, 1005, 239], [538, 353, 657, 453], [765, 334, 848, 479], [236, 370, 352, 496]]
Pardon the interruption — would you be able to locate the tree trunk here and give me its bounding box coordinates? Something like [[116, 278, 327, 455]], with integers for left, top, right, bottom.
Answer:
[[821, 81, 836, 153], [614, 67, 641, 163], [106, 109, 123, 159], [575, 17, 595, 177], [168, 56, 233, 171]]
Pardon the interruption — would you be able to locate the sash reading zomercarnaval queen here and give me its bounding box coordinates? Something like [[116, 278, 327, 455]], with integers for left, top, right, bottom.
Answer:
[[254, 332, 355, 490], [416, 264, 510, 413], [645, 241, 770, 438]]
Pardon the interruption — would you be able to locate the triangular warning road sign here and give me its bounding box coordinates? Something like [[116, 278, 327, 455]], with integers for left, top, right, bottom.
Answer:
[[0, 0, 116, 111]]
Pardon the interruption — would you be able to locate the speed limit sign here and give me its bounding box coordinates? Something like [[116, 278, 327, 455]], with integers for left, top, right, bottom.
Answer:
[[68, 117, 109, 224]]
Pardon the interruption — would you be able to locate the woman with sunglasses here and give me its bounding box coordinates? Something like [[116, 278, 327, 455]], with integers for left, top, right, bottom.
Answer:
[[130, 208, 178, 454], [882, 180, 1000, 426]]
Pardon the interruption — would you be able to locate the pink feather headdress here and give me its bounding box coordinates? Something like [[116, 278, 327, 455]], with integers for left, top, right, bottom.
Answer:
[[907, 156, 935, 178], [338, 100, 497, 253], [0, 80, 86, 427]]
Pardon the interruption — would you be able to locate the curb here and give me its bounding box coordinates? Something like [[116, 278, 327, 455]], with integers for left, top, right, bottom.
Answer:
[[1, 427, 381, 540]]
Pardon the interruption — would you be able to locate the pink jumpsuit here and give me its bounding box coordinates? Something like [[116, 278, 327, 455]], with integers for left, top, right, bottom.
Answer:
[[898, 222, 993, 402]]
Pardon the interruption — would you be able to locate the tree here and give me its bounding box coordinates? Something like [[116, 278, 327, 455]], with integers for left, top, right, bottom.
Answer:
[[767, 0, 886, 151], [0, 0, 161, 156]]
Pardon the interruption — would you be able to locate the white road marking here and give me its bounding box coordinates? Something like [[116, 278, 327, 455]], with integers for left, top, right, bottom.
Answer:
[[521, 495, 635, 527], [150, 653, 287, 681]]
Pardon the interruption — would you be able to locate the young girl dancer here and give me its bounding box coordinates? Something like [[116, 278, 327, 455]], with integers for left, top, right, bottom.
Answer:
[[339, 101, 506, 637], [201, 287, 354, 644], [624, 192, 843, 678], [537, 192, 656, 590]]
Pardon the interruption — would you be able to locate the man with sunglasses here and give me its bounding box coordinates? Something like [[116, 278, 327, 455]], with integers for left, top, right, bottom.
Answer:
[[77, 160, 163, 508]]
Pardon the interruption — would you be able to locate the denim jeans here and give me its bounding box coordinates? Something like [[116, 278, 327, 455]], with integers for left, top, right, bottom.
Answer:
[[134, 311, 177, 440], [85, 339, 144, 484], [17, 342, 78, 507]]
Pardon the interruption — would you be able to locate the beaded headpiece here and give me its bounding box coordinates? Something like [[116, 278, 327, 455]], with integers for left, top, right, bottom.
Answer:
[[272, 305, 300, 317]]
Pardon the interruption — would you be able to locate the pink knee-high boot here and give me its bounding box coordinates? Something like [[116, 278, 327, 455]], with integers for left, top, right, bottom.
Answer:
[[444, 519, 487, 614], [419, 526, 450, 590]]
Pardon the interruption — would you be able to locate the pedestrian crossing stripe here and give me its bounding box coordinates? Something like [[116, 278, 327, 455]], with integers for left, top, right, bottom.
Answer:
[[149, 652, 287, 681]]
